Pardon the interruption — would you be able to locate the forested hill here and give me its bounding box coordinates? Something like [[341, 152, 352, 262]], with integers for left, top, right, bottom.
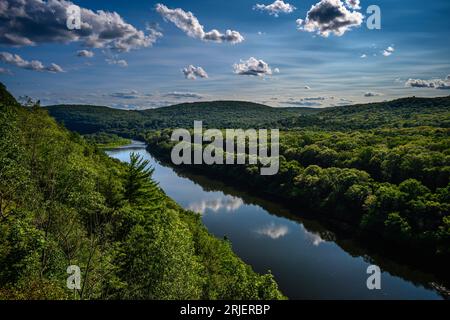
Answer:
[[0, 83, 284, 299], [45, 101, 316, 135], [45, 96, 450, 134], [277, 96, 450, 130]]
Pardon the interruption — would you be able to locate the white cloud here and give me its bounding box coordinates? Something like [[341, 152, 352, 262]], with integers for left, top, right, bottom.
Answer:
[[253, 1, 296, 17], [383, 46, 395, 57], [46, 63, 64, 73], [155, 3, 244, 44], [405, 77, 450, 90], [182, 65, 209, 80], [296, 0, 364, 37], [106, 58, 128, 67], [360, 54, 367, 58], [0, 0, 162, 52], [163, 92, 204, 99], [233, 57, 274, 77], [77, 50, 94, 58], [0, 51, 64, 73], [345, 0, 361, 10]]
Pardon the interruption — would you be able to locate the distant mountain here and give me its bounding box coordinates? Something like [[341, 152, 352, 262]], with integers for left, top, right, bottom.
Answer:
[[276, 96, 450, 130], [45, 100, 318, 134], [45, 95, 450, 134]]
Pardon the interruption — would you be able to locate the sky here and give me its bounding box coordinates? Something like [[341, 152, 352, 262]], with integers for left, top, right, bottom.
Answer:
[[0, 0, 449, 109]]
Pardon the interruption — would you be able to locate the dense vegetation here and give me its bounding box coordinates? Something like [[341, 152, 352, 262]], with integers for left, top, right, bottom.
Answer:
[[11, 82, 450, 291], [0, 83, 284, 300], [45, 101, 317, 135], [83, 132, 131, 148], [145, 127, 450, 263], [276, 97, 450, 130], [46, 97, 450, 135]]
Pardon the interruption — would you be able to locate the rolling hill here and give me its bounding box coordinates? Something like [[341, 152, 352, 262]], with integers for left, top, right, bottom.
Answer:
[[45, 101, 318, 135], [45, 96, 450, 135]]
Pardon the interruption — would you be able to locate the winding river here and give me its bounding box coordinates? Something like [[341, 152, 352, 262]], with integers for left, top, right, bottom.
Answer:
[[106, 140, 445, 300]]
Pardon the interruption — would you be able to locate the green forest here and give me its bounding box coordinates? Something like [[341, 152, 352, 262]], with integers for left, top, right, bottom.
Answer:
[[44, 92, 450, 268], [2, 79, 450, 299], [0, 83, 284, 300], [146, 127, 449, 263]]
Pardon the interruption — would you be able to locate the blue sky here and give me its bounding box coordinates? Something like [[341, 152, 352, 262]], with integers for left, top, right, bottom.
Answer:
[[0, 0, 449, 108]]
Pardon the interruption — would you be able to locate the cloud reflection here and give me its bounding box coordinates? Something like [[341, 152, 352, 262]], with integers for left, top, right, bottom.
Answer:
[[256, 223, 289, 239], [188, 196, 243, 214], [304, 231, 325, 246]]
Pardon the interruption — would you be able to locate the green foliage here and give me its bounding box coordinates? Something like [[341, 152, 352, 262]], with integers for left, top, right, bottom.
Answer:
[[113, 209, 203, 300], [145, 126, 450, 260], [46, 96, 450, 136], [0, 84, 284, 300], [123, 153, 160, 206], [45, 101, 317, 135], [84, 132, 131, 148]]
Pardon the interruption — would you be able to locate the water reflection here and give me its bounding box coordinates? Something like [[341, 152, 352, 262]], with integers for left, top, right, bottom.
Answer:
[[106, 141, 447, 300], [188, 196, 244, 214], [256, 223, 290, 239], [304, 229, 326, 247]]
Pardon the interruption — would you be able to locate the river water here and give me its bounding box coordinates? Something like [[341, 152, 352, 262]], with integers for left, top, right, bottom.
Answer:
[[106, 140, 444, 300]]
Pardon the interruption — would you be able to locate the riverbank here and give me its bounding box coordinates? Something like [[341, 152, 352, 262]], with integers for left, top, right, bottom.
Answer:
[[143, 138, 450, 294], [107, 140, 447, 299]]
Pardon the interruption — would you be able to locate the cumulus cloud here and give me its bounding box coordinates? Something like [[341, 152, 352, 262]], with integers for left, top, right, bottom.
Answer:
[[182, 65, 208, 80], [405, 77, 450, 90], [360, 54, 367, 58], [0, 51, 64, 73], [345, 0, 361, 9], [364, 92, 382, 97], [163, 92, 203, 99], [233, 57, 275, 77], [383, 46, 395, 57], [77, 50, 94, 58], [0, 0, 162, 51], [155, 3, 244, 44], [296, 0, 364, 37], [253, 1, 296, 17]]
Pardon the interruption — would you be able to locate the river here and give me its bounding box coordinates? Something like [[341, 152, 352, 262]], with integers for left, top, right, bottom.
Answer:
[[106, 140, 445, 300]]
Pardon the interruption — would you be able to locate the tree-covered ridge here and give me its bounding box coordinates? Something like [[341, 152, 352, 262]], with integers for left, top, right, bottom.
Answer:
[[45, 101, 317, 135], [277, 96, 450, 130], [0, 86, 284, 300], [45, 96, 450, 135], [145, 126, 450, 264]]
